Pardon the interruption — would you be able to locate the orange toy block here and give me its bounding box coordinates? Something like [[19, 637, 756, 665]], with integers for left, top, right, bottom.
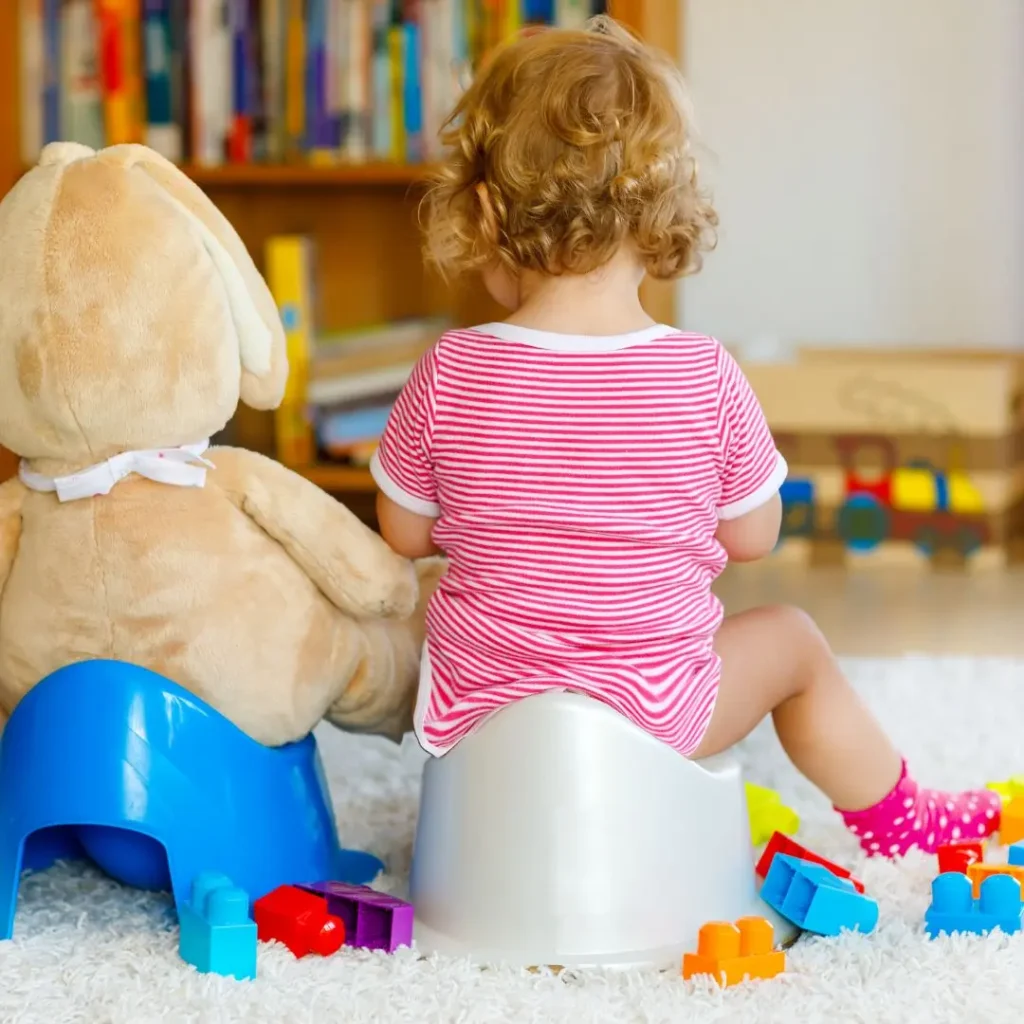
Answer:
[[1001, 798, 1024, 845], [682, 916, 785, 987], [967, 862, 1024, 899]]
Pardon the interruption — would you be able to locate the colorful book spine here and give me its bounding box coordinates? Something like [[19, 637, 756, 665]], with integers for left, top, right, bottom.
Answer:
[[97, 0, 145, 145], [284, 0, 306, 157], [190, 0, 231, 164], [401, 19, 422, 163], [341, 0, 370, 161], [248, 0, 268, 160], [169, 0, 191, 156], [523, 0, 553, 24], [61, 0, 104, 148], [387, 23, 403, 162], [227, 0, 252, 161], [20, 0, 44, 161], [265, 235, 315, 469], [304, 0, 332, 158], [260, 0, 286, 161], [370, 0, 391, 158], [555, 0, 588, 29], [41, 0, 61, 145], [143, 0, 183, 159]]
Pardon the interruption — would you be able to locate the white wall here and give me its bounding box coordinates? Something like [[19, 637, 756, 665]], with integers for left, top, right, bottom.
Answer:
[[679, 0, 1024, 352]]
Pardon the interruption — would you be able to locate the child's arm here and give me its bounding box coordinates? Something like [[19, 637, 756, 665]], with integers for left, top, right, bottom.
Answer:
[[716, 493, 782, 563], [371, 344, 443, 559], [377, 494, 440, 559], [714, 345, 788, 562]]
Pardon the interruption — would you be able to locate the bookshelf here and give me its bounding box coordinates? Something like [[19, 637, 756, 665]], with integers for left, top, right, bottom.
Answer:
[[0, 0, 680, 493]]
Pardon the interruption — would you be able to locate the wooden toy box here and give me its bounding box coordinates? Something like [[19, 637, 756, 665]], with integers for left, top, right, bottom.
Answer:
[[740, 347, 1024, 570]]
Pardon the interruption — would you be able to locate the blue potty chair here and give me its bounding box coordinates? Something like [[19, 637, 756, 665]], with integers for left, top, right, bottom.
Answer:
[[0, 659, 383, 939]]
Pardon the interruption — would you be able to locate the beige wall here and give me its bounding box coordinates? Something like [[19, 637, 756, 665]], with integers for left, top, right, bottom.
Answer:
[[679, 0, 1024, 353]]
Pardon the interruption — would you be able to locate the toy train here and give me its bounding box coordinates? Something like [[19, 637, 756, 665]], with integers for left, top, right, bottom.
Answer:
[[779, 434, 989, 557]]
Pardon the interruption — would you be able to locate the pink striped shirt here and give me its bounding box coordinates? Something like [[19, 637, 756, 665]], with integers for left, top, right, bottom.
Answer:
[[370, 323, 787, 756]]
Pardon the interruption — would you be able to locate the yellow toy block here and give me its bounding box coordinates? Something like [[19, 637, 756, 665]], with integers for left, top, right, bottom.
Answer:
[[745, 783, 799, 846], [986, 777, 1024, 806]]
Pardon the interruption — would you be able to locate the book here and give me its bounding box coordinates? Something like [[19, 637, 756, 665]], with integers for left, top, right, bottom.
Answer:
[[227, 0, 253, 161], [42, 0, 60, 146], [143, 0, 183, 159], [97, 0, 145, 145], [190, 0, 231, 164], [20, 0, 44, 162], [265, 234, 316, 467], [312, 316, 444, 379], [261, 0, 287, 160], [308, 361, 418, 406], [19, 0, 606, 165]]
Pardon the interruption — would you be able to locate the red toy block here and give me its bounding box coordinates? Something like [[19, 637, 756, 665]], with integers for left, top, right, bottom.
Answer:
[[936, 839, 985, 875], [252, 885, 345, 958], [755, 831, 865, 894]]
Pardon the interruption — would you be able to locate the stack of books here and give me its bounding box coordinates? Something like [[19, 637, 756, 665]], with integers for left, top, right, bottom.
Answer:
[[20, 0, 607, 169], [264, 233, 446, 468]]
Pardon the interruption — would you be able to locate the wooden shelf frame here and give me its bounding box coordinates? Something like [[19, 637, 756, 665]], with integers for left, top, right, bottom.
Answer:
[[0, 0, 682, 493]]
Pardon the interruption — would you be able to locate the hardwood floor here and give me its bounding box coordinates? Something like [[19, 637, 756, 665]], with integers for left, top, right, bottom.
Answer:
[[714, 563, 1024, 657]]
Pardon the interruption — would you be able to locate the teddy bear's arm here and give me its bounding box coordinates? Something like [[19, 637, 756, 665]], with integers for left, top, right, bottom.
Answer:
[[208, 446, 419, 619], [0, 478, 26, 602]]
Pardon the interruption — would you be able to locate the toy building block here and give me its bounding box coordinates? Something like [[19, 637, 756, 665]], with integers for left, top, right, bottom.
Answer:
[[178, 871, 257, 981], [745, 783, 800, 847], [755, 831, 866, 894], [1008, 842, 1024, 867], [682, 916, 785, 987], [297, 882, 413, 953], [1000, 797, 1024, 844], [761, 854, 878, 936], [253, 885, 345, 958], [936, 839, 985, 875], [925, 871, 1023, 938], [966, 862, 1024, 899], [986, 776, 1024, 805]]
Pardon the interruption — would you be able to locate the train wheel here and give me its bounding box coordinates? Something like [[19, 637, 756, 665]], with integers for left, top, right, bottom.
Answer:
[[836, 494, 890, 552], [952, 525, 984, 558], [913, 525, 941, 557]]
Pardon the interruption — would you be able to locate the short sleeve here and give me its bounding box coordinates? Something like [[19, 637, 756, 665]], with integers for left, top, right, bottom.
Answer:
[[369, 344, 441, 517], [715, 345, 788, 520]]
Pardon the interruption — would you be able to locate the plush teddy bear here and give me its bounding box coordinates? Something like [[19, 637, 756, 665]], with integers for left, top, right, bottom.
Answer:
[[0, 142, 442, 745]]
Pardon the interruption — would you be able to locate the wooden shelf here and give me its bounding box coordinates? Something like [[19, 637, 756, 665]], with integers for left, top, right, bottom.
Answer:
[[183, 162, 435, 188], [295, 463, 375, 492]]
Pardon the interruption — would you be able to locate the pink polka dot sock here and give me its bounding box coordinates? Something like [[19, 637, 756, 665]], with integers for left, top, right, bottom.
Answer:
[[837, 760, 1001, 857]]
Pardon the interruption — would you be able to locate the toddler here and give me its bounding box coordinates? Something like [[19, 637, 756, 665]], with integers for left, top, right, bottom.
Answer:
[[370, 17, 999, 856]]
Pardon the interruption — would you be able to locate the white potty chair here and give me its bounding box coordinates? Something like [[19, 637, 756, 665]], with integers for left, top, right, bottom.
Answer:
[[410, 691, 797, 969]]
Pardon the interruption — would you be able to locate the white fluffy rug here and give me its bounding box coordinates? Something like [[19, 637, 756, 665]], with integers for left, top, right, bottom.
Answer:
[[3, 655, 1024, 1024]]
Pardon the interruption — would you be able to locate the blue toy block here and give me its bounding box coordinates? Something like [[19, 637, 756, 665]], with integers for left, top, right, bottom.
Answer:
[[924, 871, 1024, 939], [1008, 843, 1024, 868], [761, 853, 879, 936], [179, 872, 258, 980]]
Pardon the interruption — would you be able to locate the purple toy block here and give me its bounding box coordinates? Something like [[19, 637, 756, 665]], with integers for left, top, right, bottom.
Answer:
[[298, 882, 413, 952]]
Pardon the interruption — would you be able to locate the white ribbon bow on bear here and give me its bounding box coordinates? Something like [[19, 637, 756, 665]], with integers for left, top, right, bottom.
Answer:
[[18, 440, 214, 502]]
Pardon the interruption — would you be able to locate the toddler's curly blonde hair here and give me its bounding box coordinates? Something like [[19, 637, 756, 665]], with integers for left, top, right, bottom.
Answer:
[[422, 16, 718, 281]]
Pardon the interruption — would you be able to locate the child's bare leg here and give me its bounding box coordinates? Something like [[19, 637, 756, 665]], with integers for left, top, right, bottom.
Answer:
[[692, 604, 1000, 854], [693, 605, 900, 809]]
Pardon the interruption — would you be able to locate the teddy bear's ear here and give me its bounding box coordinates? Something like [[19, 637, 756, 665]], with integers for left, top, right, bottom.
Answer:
[[98, 145, 288, 410]]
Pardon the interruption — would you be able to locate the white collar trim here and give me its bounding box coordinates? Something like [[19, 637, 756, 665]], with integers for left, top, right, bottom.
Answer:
[[19, 439, 214, 502], [470, 322, 679, 352]]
